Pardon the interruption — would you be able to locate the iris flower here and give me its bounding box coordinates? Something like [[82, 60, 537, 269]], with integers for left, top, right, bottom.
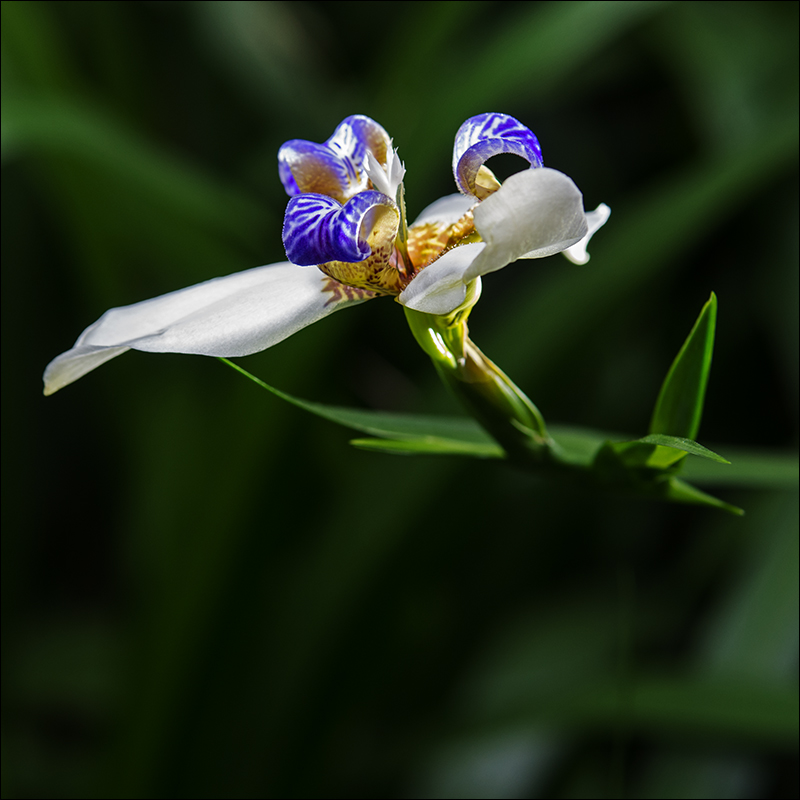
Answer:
[[43, 113, 609, 395]]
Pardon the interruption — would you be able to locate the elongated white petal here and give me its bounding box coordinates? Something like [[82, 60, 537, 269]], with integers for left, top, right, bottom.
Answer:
[[44, 345, 134, 396], [411, 193, 475, 228], [44, 263, 371, 395], [398, 243, 486, 315], [561, 203, 611, 265], [464, 168, 588, 282]]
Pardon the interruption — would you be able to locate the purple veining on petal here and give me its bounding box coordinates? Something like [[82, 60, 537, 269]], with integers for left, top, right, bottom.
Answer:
[[278, 140, 360, 201], [278, 115, 393, 202], [327, 115, 392, 170], [452, 112, 544, 197], [282, 191, 397, 266]]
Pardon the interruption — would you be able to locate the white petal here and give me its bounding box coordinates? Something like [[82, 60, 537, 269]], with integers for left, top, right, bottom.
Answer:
[[43, 345, 135, 396], [561, 203, 611, 265], [398, 243, 486, 315], [464, 168, 589, 282], [44, 262, 369, 395], [411, 193, 476, 228]]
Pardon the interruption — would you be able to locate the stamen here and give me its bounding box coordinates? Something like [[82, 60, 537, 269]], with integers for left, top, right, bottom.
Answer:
[[394, 181, 411, 275]]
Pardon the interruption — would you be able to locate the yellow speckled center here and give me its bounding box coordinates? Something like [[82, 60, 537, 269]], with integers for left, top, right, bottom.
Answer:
[[319, 206, 481, 296]]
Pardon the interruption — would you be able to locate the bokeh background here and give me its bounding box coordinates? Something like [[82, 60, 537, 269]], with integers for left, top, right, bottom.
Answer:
[[2, 1, 798, 797]]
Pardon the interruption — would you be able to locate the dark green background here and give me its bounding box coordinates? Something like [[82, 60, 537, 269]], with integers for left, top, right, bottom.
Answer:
[[2, 2, 797, 797]]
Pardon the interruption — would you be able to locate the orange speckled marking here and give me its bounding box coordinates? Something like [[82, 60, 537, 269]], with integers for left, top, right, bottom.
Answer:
[[317, 207, 482, 298], [407, 209, 479, 270], [318, 203, 408, 295], [321, 276, 380, 307]]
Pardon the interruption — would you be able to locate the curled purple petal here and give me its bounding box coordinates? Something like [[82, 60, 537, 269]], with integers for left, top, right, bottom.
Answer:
[[278, 140, 361, 201], [327, 115, 392, 169], [282, 191, 398, 266], [453, 112, 544, 197], [278, 115, 393, 202]]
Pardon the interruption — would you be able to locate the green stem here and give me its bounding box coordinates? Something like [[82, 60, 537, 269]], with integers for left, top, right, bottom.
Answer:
[[403, 300, 738, 513], [393, 182, 411, 270], [404, 303, 553, 466]]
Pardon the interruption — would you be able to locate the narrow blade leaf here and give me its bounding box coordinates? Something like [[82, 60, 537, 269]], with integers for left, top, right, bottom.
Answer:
[[220, 358, 495, 443], [637, 434, 730, 464], [221, 359, 792, 494], [662, 476, 745, 516], [350, 437, 503, 458], [602, 433, 730, 472], [650, 292, 717, 439]]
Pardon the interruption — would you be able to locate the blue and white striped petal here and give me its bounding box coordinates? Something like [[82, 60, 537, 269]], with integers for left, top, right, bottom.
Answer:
[[282, 191, 398, 267], [278, 115, 393, 204], [278, 140, 362, 202], [453, 112, 544, 198], [327, 115, 392, 172]]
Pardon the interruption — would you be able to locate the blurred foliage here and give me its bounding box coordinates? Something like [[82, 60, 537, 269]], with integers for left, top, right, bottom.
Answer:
[[2, 1, 798, 798]]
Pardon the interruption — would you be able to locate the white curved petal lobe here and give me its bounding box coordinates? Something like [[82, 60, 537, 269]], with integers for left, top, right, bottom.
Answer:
[[562, 203, 611, 265], [364, 147, 405, 199], [411, 193, 476, 228], [464, 168, 588, 282], [43, 263, 367, 395], [398, 243, 486, 315]]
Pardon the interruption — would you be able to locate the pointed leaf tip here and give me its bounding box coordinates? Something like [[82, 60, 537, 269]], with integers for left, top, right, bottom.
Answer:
[[649, 293, 718, 440], [638, 434, 731, 465], [664, 477, 745, 516]]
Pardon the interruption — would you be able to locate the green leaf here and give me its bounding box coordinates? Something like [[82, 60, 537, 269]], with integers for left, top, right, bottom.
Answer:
[[595, 433, 729, 478], [350, 437, 503, 458], [650, 292, 717, 439], [609, 434, 731, 471], [222, 359, 795, 496], [353, 426, 618, 463], [638, 434, 730, 463], [224, 359, 621, 463], [661, 476, 745, 516], [220, 358, 497, 445], [591, 441, 743, 514]]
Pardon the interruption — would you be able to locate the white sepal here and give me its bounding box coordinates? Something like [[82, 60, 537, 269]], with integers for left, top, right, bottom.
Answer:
[[464, 168, 588, 282], [398, 243, 486, 315], [44, 262, 369, 395], [411, 193, 476, 228], [562, 203, 611, 265]]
